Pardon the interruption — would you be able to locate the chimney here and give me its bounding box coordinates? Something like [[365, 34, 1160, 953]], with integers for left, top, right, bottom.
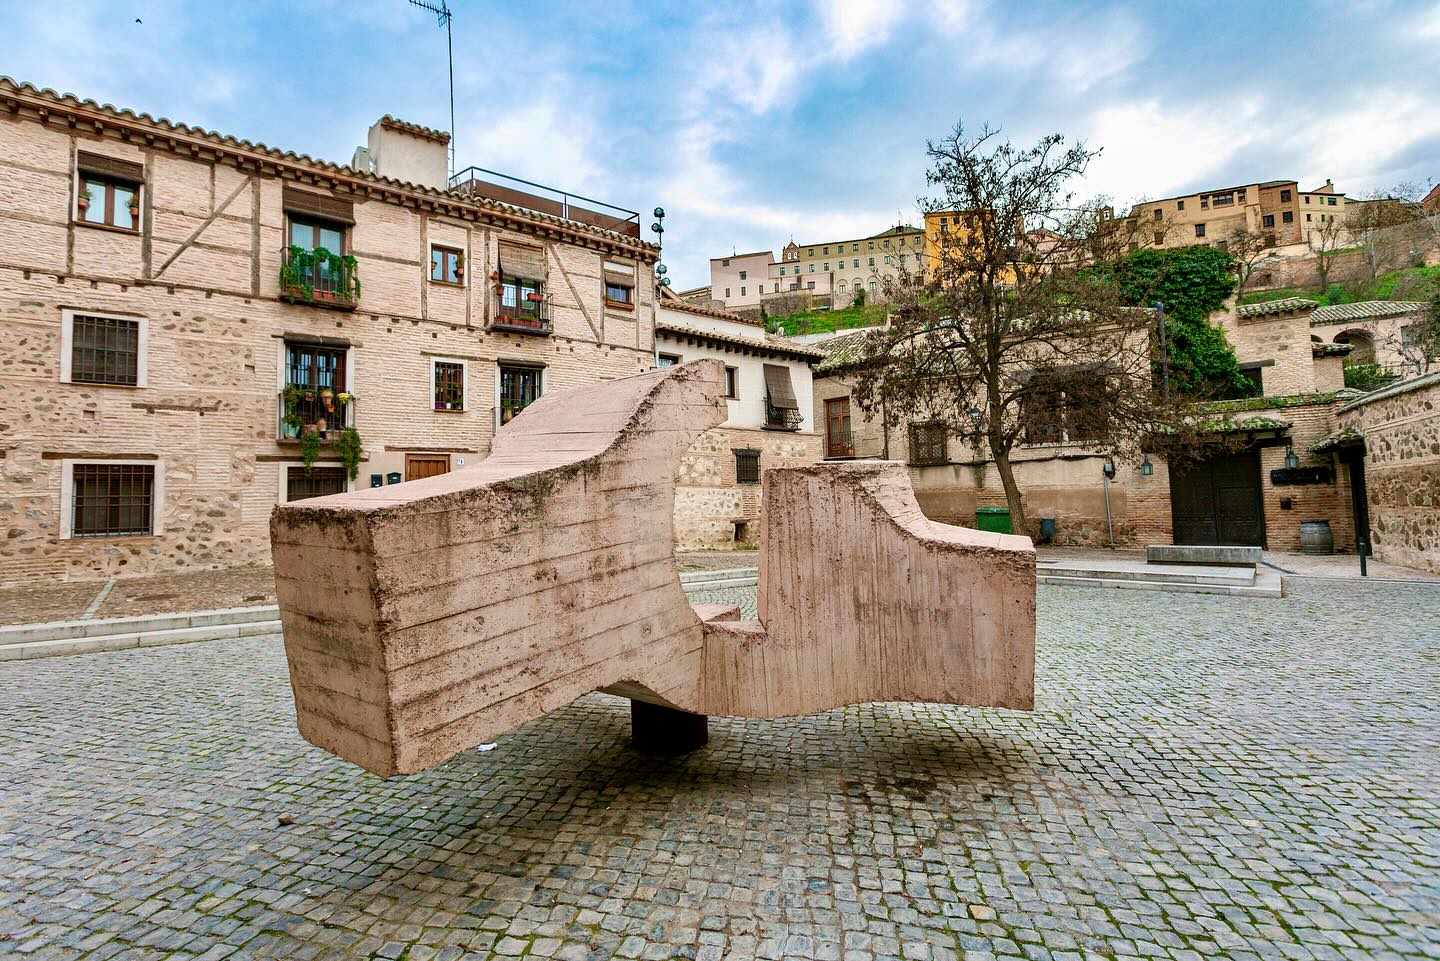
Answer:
[[361, 116, 451, 190]]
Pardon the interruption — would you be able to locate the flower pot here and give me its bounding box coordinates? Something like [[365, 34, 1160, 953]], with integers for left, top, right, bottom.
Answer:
[[282, 421, 300, 439]]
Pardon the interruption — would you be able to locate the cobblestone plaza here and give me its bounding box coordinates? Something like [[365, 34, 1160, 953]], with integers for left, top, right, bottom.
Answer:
[[3, 581, 1437, 961]]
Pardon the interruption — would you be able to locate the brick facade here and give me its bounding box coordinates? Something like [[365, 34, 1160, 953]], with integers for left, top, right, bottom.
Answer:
[[0, 81, 657, 589]]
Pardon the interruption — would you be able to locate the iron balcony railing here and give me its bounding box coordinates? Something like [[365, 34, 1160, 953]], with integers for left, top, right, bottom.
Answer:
[[450, 166, 640, 238], [765, 393, 803, 431], [279, 246, 360, 308], [277, 388, 356, 440], [492, 293, 553, 335]]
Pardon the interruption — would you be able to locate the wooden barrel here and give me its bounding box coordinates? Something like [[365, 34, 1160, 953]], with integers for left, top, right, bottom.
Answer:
[[1300, 520, 1334, 556]]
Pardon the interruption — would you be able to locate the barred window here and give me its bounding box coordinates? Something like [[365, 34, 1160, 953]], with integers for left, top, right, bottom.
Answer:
[[909, 424, 948, 466], [70, 314, 140, 385], [72, 463, 154, 537], [734, 448, 760, 484], [434, 360, 465, 410], [286, 466, 347, 501]]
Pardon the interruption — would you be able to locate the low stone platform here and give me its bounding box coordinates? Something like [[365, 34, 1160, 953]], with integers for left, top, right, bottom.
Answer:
[[1038, 557, 1283, 596], [1146, 544, 1262, 567]]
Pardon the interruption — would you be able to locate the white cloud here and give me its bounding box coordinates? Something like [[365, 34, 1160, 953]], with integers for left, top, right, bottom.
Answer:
[[814, 0, 910, 59]]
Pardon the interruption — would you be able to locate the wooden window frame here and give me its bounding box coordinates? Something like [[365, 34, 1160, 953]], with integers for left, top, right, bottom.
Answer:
[[60, 459, 163, 539], [74, 157, 142, 233], [497, 362, 544, 428], [723, 366, 739, 399], [657, 353, 682, 368], [604, 281, 635, 311], [60, 309, 148, 387], [825, 397, 854, 458], [278, 462, 349, 503], [431, 357, 468, 412], [430, 244, 465, 286]]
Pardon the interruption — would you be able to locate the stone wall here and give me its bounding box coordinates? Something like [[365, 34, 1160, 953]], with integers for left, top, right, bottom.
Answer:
[[674, 426, 823, 549], [1337, 372, 1440, 573], [0, 91, 657, 588]]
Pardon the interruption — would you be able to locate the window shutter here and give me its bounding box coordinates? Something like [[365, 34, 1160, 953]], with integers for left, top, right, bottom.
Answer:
[[282, 186, 356, 225], [762, 363, 798, 410], [602, 260, 635, 287], [76, 151, 144, 183], [498, 241, 546, 280]]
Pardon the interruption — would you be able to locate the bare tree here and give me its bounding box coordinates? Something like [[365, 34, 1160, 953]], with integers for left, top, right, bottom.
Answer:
[[1226, 226, 1277, 293], [1384, 293, 1440, 377], [847, 125, 1214, 537], [1348, 184, 1432, 282], [1310, 214, 1348, 292]]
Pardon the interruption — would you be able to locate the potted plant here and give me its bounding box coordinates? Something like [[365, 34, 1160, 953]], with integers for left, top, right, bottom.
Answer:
[[335, 391, 353, 407], [282, 413, 303, 439], [315, 415, 328, 436], [299, 427, 322, 472], [320, 387, 335, 411], [128, 196, 140, 221], [454, 251, 465, 284], [77, 188, 93, 216], [526, 291, 545, 302]]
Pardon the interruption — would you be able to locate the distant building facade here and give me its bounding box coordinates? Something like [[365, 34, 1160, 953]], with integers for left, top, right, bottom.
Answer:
[[1128, 179, 1347, 251], [655, 293, 823, 548]]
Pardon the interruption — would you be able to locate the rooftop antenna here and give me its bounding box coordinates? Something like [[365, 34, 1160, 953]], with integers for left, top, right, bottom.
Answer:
[[408, 0, 456, 179]]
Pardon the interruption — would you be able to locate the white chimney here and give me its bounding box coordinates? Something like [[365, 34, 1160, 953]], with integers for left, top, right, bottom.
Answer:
[[362, 116, 450, 190]]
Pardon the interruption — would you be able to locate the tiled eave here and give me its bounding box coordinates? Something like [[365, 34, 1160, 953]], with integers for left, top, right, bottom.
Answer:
[[655, 322, 824, 362], [0, 78, 656, 262]]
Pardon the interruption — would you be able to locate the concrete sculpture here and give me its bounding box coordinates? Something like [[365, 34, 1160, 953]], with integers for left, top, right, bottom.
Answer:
[[270, 359, 1035, 777]]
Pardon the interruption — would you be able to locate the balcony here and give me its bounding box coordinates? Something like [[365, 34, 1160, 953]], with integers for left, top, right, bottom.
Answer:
[[765, 393, 803, 431], [450, 166, 640, 239], [279, 246, 360, 310], [492, 293, 553, 335], [278, 387, 356, 441]]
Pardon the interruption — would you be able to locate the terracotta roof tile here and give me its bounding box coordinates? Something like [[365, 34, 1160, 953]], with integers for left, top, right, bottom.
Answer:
[[1310, 301, 1427, 325], [1235, 297, 1319, 318], [655, 321, 825, 360]]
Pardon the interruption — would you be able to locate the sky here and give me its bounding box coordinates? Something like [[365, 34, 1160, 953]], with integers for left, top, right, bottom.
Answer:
[[6, 0, 1440, 288]]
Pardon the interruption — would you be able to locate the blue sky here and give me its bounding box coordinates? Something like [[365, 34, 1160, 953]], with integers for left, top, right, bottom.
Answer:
[[7, 0, 1440, 288]]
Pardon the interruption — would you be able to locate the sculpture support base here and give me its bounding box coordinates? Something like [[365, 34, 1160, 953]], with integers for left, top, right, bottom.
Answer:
[[630, 700, 709, 755]]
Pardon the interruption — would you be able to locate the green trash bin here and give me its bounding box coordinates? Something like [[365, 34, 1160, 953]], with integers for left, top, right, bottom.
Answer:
[[975, 507, 1013, 534]]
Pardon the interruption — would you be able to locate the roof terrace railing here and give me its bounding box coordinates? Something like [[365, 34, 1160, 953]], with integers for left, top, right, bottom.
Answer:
[[449, 166, 641, 239]]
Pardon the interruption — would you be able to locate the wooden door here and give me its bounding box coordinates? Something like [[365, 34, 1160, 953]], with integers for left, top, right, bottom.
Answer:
[[405, 453, 450, 482], [1171, 449, 1265, 546], [825, 398, 853, 457]]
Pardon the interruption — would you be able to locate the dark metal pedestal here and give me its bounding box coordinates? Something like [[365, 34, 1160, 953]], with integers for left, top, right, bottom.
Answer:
[[630, 700, 709, 755]]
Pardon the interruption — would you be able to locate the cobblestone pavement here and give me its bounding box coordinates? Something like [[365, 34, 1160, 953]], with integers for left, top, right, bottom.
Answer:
[[3, 580, 1438, 961]]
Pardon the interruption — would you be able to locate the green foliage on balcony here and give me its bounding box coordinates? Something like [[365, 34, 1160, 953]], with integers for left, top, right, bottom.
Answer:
[[279, 245, 361, 305]]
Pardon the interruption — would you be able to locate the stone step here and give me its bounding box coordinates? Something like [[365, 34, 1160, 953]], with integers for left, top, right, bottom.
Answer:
[[1038, 571, 1283, 598], [1037, 562, 1255, 587], [1145, 544, 1261, 567], [679, 568, 759, 589], [0, 618, 282, 662], [0, 605, 280, 647]]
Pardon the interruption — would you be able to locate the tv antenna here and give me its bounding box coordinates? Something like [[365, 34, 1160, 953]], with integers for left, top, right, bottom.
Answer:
[[408, 0, 456, 178]]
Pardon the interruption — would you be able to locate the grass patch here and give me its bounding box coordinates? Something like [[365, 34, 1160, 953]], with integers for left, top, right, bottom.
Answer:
[[771, 302, 888, 336], [1238, 264, 1440, 307]]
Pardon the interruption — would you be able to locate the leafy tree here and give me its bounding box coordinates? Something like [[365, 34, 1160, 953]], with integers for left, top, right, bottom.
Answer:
[[848, 124, 1219, 537], [1099, 245, 1245, 394]]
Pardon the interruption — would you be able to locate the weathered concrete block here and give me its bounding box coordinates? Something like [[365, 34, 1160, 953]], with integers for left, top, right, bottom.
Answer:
[[272, 360, 1036, 776], [1146, 544, 1261, 567]]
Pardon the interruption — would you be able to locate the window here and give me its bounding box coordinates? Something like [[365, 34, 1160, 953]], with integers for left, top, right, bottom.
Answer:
[[605, 281, 633, 309], [430, 245, 464, 285], [286, 466, 347, 502], [1262, 214, 1275, 228], [1153, 231, 1165, 246], [1282, 211, 1293, 223], [66, 462, 157, 538], [722, 258, 730, 266], [852, 259, 859, 268], [823, 263, 829, 271], [852, 244, 858, 252], [1177, 200, 1185, 210], [884, 255, 891, 264], [909, 423, 947, 466], [283, 341, 349, 432], [739, 270, 747, 280], [74, 153, 143, 231], [734, 448, 760, 484], [724, 366, 739, 399], [1305, 196, 1311, 204], [725, 288, 731, 297], [62, 311, 145, 386], [883, 240, 890, 248], [868, 241, 875, 249], [1153, 209, 1163, 221], [286, 215, 353, 302], [806, 281, 815, 289], [1194, 224, 1206, 238], [1327, 196, 1337, 205], [740, 286, 746, 296], [825, 398, 853, 457], [807, 248, 814, 256], [657, 353, 681, 368], [1230, 364, 1265, 400], [1307, 213, 1312, 222], [499, 364, 542, 424], [1211, 192, 1234, 207], [432, 359, 466, 411], [808, 264, 814, 272], [1021, 376, 1110, 444], [868, 257, 875, 266], [1280, 189, 1292, 202]]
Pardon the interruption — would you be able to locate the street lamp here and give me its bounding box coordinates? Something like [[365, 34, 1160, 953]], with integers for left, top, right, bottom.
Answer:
[[1139, 455, 1154, 476], [1284, 444, 1299, 470]]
